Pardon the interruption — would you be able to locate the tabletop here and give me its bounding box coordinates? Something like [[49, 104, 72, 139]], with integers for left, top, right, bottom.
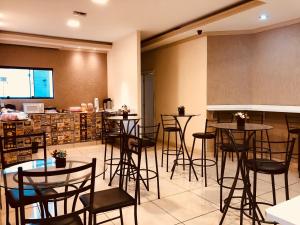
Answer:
[[1, 158, 104, 190], [266, 195, 300, 225], [107, 116, 140, 121], [168, 114, 201, 117], [211, 122, 273, 131]]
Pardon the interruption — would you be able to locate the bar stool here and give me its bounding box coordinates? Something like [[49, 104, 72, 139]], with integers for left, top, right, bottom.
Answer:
[[137, 123, 161, 202], [161, 115, 184, 172], [218, 129, 250, 212], [102, 118, 121, 181], [285, 113, 300, 177], [190, 119, 218, 186], [241, 138, 296, 224]]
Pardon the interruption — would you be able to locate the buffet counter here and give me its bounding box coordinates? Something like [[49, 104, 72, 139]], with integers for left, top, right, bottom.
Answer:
[[0, 112, 102, 146]]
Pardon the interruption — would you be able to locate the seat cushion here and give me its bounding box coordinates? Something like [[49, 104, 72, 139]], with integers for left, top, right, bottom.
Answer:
[[163, 127, 180, 132], [220, 143, 249, 152], [246, 159, 286, 174], [193, 132, 215, 139], [80, 187, 135, 214], [7, 187, 57, 208], [289, 128, 300, 135]]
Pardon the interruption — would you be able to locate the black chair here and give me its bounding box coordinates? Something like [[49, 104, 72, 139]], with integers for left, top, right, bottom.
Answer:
[[190, 119, 218, 186], [102, 117, 121, 181], [161, 115, 183, 172], [218, 128, 250, 212], [241, 139, 296, 224], [137, 123, 160, 201], [18, 158, 96, 225], [247, 111, 270, 156], [285, 113, 300, 177], [80, 134, 142, 225], [0, 132, 57, 225]]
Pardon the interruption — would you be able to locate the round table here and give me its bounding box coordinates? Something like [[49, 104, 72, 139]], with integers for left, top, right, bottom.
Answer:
[[169, 114, 200, 181], [1, 158, 104, 190], [107, 116, 140, 135], [211, 122, 273, 225]]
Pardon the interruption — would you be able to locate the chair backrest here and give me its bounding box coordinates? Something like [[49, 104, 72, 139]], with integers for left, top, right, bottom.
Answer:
[[161, 115, 177, 129], [252, 139, 296, 168], [137, 123, 160, 144], [204, 119, 217, 134], [247, 111, 264, 124], [216, 111, 234, 123], [119, 134, 143, 202], [285, 113, 300, 132], [0, 132, 47, 169], [18, 158, 96, 225], [103, 118, 121, 135]]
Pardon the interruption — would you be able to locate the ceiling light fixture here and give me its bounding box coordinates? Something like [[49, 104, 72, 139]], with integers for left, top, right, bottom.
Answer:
[[259, 14, 268, 21], [92, 0, 109, 5], [67, 19, 80, 28]]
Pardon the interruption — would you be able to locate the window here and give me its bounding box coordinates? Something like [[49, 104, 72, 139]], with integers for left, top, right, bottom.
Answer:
[[0, 67, 54, 99]]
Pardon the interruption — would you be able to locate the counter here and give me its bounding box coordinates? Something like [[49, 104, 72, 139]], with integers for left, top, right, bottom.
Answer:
[[0, 112, 102, 146]]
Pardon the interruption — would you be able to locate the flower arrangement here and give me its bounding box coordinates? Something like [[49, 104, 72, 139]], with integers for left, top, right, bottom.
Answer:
[[121, 104, 130, 113], [121, 104, 130, 119], [51, 150, 67, 168], [234, 112, 249, 120], [51, 149, 67, 159]]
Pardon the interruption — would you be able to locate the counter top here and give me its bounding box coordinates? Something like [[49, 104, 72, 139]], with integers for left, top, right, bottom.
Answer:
[[266, 195, 300, 225], [207, 105, 300, 113]]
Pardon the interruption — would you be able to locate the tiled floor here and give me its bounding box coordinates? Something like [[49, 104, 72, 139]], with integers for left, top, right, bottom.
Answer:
[[1, 141, 299, 225]]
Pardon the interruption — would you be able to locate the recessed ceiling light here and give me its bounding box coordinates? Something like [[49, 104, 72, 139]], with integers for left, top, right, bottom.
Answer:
[[92, 0, 109, 5], [67, 19, 80, 28], [259, 14, 268, 21]]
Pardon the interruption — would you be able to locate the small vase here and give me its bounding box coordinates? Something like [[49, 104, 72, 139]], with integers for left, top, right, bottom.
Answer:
[[178, 107, 185, 116], [55, 157, 66, 168], [123, 111, 128, 119], [237, 118, 245, 129]]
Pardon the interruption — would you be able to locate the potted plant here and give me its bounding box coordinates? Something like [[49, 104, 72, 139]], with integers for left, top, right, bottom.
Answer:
[[178, 106, 185, 116], [51, 149, 67, 168], [121, 104, 130, 119], [234, 112, 249, 128]]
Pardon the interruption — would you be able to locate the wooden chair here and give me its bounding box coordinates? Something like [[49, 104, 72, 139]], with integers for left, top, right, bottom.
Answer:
[[80, 134, 142, 225], [18, 158, 96, 225]]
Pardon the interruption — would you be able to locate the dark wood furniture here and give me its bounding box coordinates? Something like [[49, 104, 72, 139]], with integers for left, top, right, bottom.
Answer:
[[285, 113, 300, 177], [137, 123, 161, 201], [0, 132, 51, 225], [18, 158, 96, 225], [190, 119, 218, 186], [160, 115, 182, 172], [80, 134, 142, 225], [241, 139, 295, 224]]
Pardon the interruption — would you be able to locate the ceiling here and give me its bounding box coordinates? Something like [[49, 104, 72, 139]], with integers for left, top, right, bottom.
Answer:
[[0, 0, 240, 42], [203, 0, 300, 32], [0, 0, 300, 48]]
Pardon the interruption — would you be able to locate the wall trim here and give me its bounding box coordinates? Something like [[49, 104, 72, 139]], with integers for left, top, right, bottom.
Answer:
[[0, 30, 112, 52]]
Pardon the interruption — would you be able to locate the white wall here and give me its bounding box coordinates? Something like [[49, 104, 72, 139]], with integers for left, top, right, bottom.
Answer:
[[107, 31, 141, 115], [142, 37, 207, 147]]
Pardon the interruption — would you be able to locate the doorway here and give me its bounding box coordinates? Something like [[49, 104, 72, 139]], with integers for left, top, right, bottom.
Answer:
[[142, 71, 155, 127]]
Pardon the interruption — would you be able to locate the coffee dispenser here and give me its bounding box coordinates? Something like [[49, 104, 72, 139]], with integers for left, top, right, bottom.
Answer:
[[103, 98, 112, 110]]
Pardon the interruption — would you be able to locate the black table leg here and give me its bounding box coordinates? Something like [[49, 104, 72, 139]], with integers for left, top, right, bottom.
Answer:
[[170, 116, 198, 181]]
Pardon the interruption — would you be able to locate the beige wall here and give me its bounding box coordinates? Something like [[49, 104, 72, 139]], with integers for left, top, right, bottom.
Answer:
[[107, 32, 141, 115], [0, 44, 107, 110], [142, 37, 207, 147], [207, 22, 300, 105]]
